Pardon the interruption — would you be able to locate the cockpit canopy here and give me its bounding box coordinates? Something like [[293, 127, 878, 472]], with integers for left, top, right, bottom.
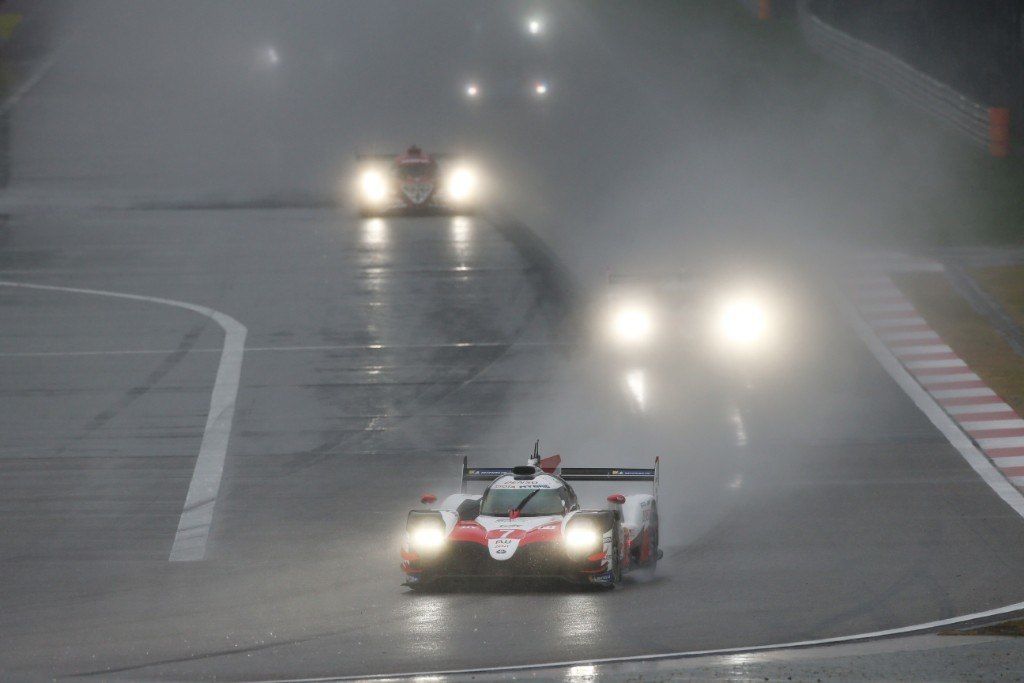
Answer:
[[479, 477, 578, 517]]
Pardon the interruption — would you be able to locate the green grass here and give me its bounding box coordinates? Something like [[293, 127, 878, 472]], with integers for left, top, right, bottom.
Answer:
[[974, 266, 1024, 322]]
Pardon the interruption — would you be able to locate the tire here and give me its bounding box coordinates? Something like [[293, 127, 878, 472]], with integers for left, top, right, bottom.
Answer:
[[405, 578, 437, 593], [609, 519, 623, 587], [644, 502, 659, 575]]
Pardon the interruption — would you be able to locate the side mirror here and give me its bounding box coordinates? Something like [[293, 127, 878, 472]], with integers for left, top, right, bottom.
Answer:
[[607, 494, 626, 505], [421, 494, 437, 505]]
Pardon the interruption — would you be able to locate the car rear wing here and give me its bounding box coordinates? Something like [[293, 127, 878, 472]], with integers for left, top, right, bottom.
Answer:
[[356, 152, 459, 161], [460, 456, 659, 497], [561, 459, 659, 497]]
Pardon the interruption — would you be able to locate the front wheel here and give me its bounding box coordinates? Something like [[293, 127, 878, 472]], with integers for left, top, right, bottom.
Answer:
[[608, 520, 623, 587], [645, 502, 659, 574]]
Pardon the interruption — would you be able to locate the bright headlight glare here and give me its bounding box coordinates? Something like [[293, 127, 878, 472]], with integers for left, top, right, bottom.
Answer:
[[410, 525, 445, 550], [359, 170, 387, 203], [446, 167, 477, 202], [717, 296, 769, 348], [610, 304, 654, 345], [565, 526, 600, 551]]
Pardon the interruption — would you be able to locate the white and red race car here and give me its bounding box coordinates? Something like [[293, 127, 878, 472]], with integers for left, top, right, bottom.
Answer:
[[401, 443, 660, 589], [355, 146, 480, 216]]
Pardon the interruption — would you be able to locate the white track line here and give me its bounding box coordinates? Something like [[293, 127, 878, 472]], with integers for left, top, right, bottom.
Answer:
[[880, 330, 940, 342], [904, 358, 967, 370], [0, 51, 59, 116], [979, 436, 1024, 450], [892, 344, 952, 356], [946, 402, 1013, 415], [932, 388, 996, 399], [0, 341, 565, 358], [0, 281, 247, 561], [917, 372, 981, 385], [961, 419, 1024, 431], [262, 600, 1024, 682]]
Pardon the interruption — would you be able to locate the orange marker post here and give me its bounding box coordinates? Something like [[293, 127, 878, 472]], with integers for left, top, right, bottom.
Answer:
[[989, 107, 1010, 157]]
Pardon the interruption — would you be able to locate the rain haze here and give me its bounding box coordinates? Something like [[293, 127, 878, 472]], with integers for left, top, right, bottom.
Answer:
[[3, 1, 1024, 680]]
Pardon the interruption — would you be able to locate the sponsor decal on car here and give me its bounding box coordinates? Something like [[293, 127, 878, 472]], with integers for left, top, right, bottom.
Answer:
[[490, 479, 554, 489], [402, 182, 433, 204]]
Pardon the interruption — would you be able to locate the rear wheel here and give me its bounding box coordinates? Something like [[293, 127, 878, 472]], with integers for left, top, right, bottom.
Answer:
[[644, 502, 659, 575]]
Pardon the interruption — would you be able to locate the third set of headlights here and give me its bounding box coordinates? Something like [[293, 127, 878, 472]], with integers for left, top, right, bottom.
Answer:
[[606, 292, 777, 354]]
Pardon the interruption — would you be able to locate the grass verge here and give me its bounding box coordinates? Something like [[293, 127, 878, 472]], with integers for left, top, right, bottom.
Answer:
[[972, 266, 1024, 329], [940, 618, 1024, 637]]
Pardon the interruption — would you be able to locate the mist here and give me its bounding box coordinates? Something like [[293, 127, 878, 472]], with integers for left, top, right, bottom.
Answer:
[[8, 0, 972, 547], [4, 2, 1015, 677]]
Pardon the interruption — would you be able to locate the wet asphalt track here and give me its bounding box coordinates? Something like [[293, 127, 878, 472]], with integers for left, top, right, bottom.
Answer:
[[4, 2, 1024, 680], [3, 208, 1024, 681]]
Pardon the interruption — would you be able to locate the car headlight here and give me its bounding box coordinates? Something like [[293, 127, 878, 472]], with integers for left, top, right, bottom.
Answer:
[[610, 304, 654, 346], [410, 525, 446, 550], [359, 170, 388, 203], [716, 296, 770, 349], [446, 167, 477, 202], [565, 526, 601, 552]]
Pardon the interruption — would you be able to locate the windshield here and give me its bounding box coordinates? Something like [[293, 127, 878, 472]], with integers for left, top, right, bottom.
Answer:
[[480, 487, 566, 516]]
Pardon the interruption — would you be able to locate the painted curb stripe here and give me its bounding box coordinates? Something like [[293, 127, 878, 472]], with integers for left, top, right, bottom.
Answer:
[[916, 372, 980, 382], [933, 387, 995, 397], [986, 447, 1024, 458], [846, 268, 1024, 497], [937, 395, 1011, 405], [881, 331, 942, 342], [947, 402, 1013, 415]]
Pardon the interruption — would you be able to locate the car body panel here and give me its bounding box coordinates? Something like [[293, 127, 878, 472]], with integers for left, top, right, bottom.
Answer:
[[402, 455, 659, 588]]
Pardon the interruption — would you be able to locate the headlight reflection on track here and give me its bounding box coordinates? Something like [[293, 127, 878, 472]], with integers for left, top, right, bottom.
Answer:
[[363, 218, 388, 247], [451, 217, 471, 260], [625, 369, 647, 411]]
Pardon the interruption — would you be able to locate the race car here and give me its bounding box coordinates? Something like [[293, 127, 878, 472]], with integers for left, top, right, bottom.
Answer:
[[354, 145, 480, 216], [600, 270, 791, 413], [603, 270, 777, 358], [401, 442, 660, 590]]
